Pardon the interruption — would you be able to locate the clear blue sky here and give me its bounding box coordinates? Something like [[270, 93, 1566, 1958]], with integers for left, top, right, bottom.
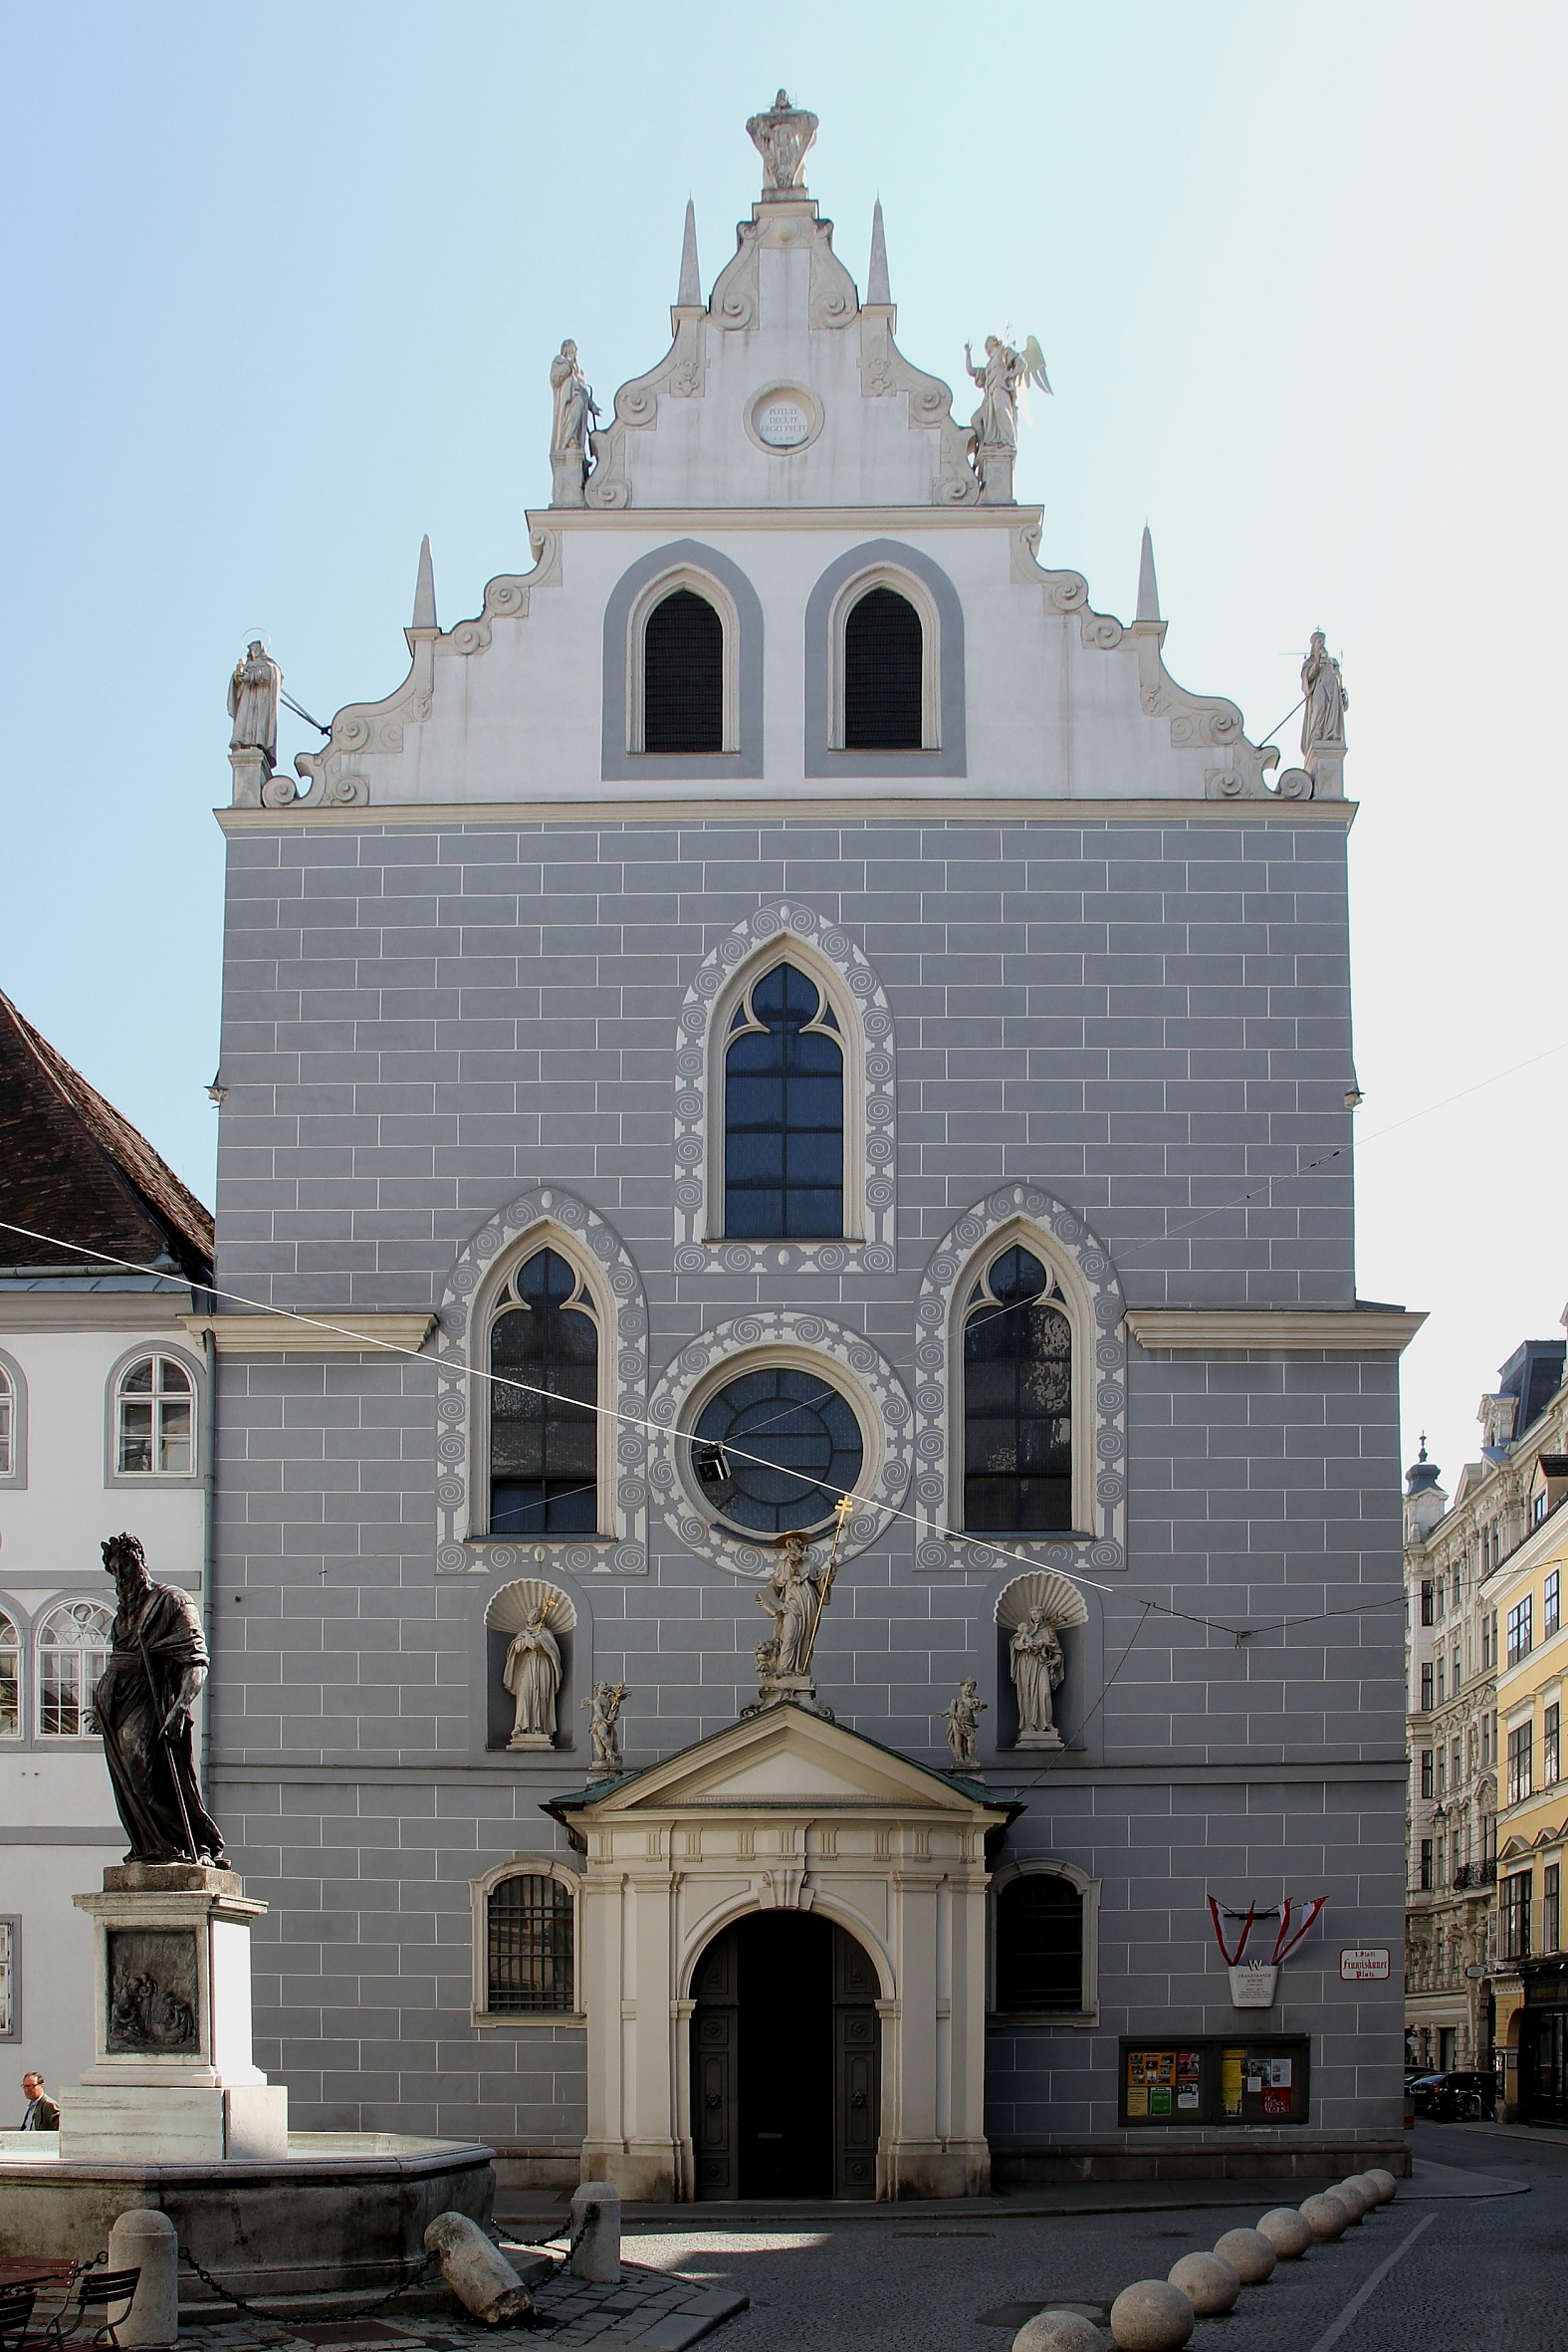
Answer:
[[3, 2, 1565, 1482]]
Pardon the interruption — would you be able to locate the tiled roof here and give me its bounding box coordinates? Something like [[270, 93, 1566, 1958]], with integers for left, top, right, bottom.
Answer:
[[0, 988, 213, 1285]]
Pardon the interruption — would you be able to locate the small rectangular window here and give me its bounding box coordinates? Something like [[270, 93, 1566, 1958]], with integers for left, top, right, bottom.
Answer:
[[1437, 1745, 1448, 1795], [1421, 1663, 1434, 1711], [1508, 1597, 1535, 1668], [1420, 1750, 1435, 1799], [1507, 1721, 1534, 1807], [1420, 1838, 1434, 1891], [1546, 1864, 1561, 1957], [1453, 1646, 1461, 1694], [1421, 1580, 1435, 1626], [1546, 1704, 1561, 1787], [1547, 1571, 1561, 1639], [1436, 1656, 1446, 1706], [1501, 1871, 1532, 1960]]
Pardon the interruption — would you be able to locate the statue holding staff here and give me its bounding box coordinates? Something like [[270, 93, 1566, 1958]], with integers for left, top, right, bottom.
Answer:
[[91, 1532, 225, 1866], [1009, 1602, 1066, 1739], [503, 1596, 563, 1746], [227, 639, 281, 769]]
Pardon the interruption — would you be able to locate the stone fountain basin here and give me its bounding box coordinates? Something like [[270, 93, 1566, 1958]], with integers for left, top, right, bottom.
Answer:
[[0, 2132, 495, 2311]]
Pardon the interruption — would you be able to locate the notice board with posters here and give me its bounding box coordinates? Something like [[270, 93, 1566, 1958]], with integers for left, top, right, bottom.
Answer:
[[1118, 2036, 1311, 2126]]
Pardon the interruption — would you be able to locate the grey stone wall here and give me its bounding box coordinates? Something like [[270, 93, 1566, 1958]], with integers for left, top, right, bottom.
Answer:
[[210, 811, 1405, 2144]]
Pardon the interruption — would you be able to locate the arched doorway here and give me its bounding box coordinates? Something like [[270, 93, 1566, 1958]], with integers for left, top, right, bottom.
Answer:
[[690, 1911, 880, 2200]]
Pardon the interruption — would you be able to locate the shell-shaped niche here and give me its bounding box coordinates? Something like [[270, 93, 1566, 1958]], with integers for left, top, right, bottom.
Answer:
[[995, 1570, 1089, 1632], [485, 1577, 578, 1636]]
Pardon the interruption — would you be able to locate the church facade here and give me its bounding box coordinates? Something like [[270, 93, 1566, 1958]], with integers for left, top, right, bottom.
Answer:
[[202, 98, 1416, 2196]]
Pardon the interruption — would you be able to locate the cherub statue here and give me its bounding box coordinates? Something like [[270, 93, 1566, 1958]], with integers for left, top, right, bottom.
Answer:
[[964, 335, 1051, 460], [582, 1681, 628, 1773], [941, 1677, 987, 1767]]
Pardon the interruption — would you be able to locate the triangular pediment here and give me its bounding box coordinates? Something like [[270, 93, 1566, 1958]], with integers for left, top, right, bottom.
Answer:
[[561, 1704, 1008, 1821]]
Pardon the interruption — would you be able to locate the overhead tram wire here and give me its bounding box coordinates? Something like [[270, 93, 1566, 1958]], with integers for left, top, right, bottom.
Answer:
[[0, 1212, 1408, 1651]]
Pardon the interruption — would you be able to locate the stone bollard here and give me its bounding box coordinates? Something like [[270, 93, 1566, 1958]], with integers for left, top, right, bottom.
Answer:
[[1013, 2314, 1105, 2352], [108, 2210, 178, 2348], [423, 2214, 535, 2326], [1108, 2279, 1194, 2351], [1213, 2227, 1276, 2283], [568, 2181, 622, 2284]]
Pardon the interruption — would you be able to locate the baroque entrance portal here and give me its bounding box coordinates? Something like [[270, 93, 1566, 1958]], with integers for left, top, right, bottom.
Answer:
[[691, 1912, 879, 2199]]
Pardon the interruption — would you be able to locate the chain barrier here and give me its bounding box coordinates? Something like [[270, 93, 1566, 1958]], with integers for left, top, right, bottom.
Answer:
[[177, 2245, 437, 2325]]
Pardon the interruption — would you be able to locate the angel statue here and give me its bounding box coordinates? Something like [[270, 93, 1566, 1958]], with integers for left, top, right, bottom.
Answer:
[[964, 334, 1051, 461], [941, 1677, 987, 1768]]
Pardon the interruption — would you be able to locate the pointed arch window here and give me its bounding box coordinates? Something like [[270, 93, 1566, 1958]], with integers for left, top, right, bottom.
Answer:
[[643, 588, 724, 754], [843, 586, 923, 751], [489, 1249, 598, 1535], [964, 1245, 1072, 1531], [723, 963, 844, 1239]]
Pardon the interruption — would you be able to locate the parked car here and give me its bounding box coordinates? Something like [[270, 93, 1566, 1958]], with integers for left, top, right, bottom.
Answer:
[[1410, 2069, 1494, 2121]]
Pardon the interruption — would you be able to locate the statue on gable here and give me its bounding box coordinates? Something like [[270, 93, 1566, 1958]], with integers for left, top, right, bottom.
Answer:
[[91, 1532, 226, 1867], [747, 91, 818, 193], [754, 1529, 824, 1680], [503, 1595, 563, 1749], [942, 1677, 986, 1768], [1300, 631, 1348, 758], [583, 1680, 629, 1777], [1009, 1600, 1066, 1750], [964, 335, 1051, 459], [549, 340, 599, 507], [227, 639, 281, 772]]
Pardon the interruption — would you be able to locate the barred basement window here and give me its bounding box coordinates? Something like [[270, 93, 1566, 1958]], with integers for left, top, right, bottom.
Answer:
[[643, 588, 723, 754], [996, 1874, 1084, 2013], [486, 1873, 575, 2013], [842, 588, 923, 751]]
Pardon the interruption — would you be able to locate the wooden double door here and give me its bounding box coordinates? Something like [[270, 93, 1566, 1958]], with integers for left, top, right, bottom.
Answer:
[[691, 1911, 880, 2200]]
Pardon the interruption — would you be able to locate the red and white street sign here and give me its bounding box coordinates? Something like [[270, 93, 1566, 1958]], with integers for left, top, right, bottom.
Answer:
[[1339, 1948, 1391, 1981]]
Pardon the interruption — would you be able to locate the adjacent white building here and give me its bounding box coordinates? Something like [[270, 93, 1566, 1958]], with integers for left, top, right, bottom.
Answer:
[[0, 988, 213, 2109]]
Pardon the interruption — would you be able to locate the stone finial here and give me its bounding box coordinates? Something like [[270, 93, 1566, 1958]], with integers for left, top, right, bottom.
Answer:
[[747, 90, 818, 195], [867, 198, 891, 306], [1136, 525, 1161, 623], [677, 199, 702, 308], [410, 535, 437, 633]]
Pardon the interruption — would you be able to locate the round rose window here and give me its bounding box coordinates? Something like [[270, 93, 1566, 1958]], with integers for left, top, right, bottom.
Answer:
[[692, 1366, 862, 1532]]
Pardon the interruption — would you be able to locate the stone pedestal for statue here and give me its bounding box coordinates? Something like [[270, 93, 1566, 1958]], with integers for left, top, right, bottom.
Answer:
[[1305, 744, 1344, 799], [228, 747, 269, 808], [551, 452, 586, 508], [507, 1728, 555, 1752], [61, 1863, 288, 2163], [741, 1671, 834, 1722], [1012, 1725, 1064, 1753], [976, 444, 1015, 504]]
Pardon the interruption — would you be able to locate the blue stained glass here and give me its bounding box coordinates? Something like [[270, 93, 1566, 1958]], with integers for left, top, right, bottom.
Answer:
[[725, 964, 844, 1239], [490, 1248, 598, 1533], [693, 1367, 863, 1533]]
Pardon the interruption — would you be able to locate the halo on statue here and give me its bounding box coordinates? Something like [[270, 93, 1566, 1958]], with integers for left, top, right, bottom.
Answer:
[[994, 1569, 1089, 1632]]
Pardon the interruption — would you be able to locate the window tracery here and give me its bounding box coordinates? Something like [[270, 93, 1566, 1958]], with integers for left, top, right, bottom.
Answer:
[[963, 1246, 1073, 1532], [489, 1249, 599, 1535], [723, 962, 844, 1240], [36, 1600, 112, 1739]]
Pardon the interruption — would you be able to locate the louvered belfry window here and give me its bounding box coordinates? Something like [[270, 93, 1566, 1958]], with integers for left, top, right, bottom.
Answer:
[[487, 1872, 574, 2012], [643, 588, 724, 753], [843, 586, 923, 751]]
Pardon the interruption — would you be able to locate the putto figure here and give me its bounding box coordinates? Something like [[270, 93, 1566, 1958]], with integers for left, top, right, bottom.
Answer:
[[1300, 630, 1348, 758], [92, 1532, 225, 1866], [583, 1681, 629, 1775], [941, 1678, 986, 1768], [227, 639, 281, 770], [503, 1595, 563, 1748], [746, 90, 818, 192]]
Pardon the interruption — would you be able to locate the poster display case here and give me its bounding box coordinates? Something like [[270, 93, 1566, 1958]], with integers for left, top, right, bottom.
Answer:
[[1118, 2035, 1311, 2126]]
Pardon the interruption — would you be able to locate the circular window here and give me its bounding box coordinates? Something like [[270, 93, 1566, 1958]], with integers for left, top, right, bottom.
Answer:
[[692, 1366, 863, 1533]]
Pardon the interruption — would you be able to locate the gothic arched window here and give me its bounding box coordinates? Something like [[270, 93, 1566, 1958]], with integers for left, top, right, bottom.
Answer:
[[996, 1872, 1085, 2014], [643, 588, 724, 754], [964, 1245, 1072, 1531], [843, 586, 923, 751], [723, 963, 844, 1239], [489, 1249, 598, 1535]]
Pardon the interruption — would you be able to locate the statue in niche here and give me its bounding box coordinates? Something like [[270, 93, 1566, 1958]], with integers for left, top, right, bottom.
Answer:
[[583, 1681, 628, 1775], [746, 91, 818, 191], [550, 341, 599, 466], [503, 1596, 563, 1749], [941, 1678, 986, 1768], [754, 1530, 824, 1680], [964, 335, 1051, 459], [227, 639, 281, 770], [1300, 631, 1348, 758], [91, 1533, 226, 1866], [1009, 1602, 1067, 1749]]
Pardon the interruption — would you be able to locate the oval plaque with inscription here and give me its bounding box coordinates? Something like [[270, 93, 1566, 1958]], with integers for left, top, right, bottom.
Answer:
[[754, 395, 811, 448]]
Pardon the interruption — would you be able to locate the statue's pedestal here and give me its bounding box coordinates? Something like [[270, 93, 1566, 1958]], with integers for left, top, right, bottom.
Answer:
[[61, 1864, 288, 2162], [551, 453, 586, 508], [1305, 744, 1345, 799], [741, 1673, 834, 1722], [1013, 1727, 1064, 1753], [507, 1729, 555, 1751], [976, 442, 1015, 504]]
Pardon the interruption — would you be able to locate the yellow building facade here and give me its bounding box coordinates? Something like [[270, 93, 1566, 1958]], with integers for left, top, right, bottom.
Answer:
[[1490, 1452, 1568, 2122]]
